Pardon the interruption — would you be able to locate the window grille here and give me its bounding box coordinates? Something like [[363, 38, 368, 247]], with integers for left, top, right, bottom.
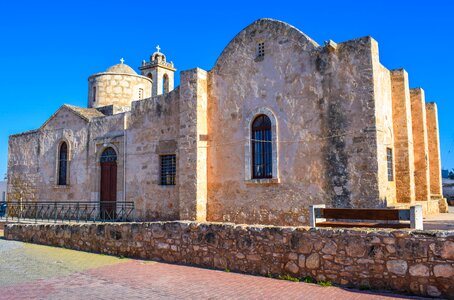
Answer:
[[100, 147, 117, 163], [257, 42, 265, 58], [138, 88, 143, 100], [387, 148, 394, 181], [160, 155, 176, 185], [252, 115, 272, 179]]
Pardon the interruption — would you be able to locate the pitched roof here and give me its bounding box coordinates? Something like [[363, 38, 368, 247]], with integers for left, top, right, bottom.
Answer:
[[40, 104, 105, 129], [64, 104, 105, 121]]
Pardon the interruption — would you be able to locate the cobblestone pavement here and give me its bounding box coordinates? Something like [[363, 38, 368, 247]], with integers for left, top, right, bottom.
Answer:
[[0, 233, 431, 300]]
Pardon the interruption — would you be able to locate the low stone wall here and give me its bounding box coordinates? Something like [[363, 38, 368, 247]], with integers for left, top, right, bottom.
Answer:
[[5, 222, 454, 298]]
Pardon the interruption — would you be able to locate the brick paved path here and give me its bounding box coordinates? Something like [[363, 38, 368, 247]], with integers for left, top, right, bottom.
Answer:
[[0, 235, 429, 300]]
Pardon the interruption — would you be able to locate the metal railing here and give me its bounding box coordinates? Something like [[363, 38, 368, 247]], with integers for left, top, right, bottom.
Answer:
[[3, 201, 135, 223]]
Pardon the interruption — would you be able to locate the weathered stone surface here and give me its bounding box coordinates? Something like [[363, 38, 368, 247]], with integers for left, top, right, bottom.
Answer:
[[89, 63, 152, 109], [426, 285, 441, 297], [425, 103, 442, 197], [410, 88, 430, 202], [322, 240, 337, 255], [441, 241, 454, 260], [409, 264, 429, 277], [390, 69, 415, 204], [433, 264, 454, 278], [306, 253, 320, 269], [285, 261, 299, 274], [346, 239, 366, 257], [298, 254, 305, 268], [386, 260, 408, 276]]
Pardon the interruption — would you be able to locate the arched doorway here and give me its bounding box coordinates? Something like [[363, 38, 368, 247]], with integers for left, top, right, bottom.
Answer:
[[100, 147, 117, 219]]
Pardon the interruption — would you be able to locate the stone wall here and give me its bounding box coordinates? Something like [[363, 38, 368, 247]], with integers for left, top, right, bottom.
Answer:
[[179, 68, 208, 221], [126, 89, 181, 220], [372, 56, 396, 205], [5, 222, 454, 298], [8, 130, 40, 202]]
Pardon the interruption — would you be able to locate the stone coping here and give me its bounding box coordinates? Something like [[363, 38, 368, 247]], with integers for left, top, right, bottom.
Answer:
[[6, 220, 454, 237]]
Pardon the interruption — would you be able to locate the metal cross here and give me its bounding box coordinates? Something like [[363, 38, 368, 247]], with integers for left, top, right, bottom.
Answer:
[[120, 58, 124, 64], [156, 45, 161, 52]]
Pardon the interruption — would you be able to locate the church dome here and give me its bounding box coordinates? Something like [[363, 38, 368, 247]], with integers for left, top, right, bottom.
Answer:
[[105, 62, 137, 75]]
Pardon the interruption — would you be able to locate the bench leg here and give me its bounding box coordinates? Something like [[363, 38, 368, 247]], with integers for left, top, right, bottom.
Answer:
[[410, 205, 423, 230], [309, 204, 326, 228]]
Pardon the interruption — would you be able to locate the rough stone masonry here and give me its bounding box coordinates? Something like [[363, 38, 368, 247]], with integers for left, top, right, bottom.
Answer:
[[5, 222, 454, 298], [7, 18, 447, 226]]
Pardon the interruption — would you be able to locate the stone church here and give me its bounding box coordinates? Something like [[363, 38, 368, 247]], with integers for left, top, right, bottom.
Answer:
[[7, 19, 446, 226]]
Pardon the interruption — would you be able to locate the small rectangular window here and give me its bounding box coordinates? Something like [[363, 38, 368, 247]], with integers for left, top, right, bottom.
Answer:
[[160, 155, 176, 185], [387, 148, 393, 181], [2, 192, 5, 202], [257, 42, 265, 58], [93, 87, 96, 103]]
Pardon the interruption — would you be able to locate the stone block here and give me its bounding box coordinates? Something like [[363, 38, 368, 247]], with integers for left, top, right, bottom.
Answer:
[[386, 260, 408, 276]]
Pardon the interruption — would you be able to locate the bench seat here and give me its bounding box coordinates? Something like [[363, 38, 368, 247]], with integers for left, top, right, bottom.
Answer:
[[309, 205, 423, 230], [316, 221, 410, 229]]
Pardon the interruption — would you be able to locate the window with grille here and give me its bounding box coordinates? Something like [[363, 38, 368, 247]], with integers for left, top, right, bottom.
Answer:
[[257, 42, 265, 58], [160, 155, 176, 185], [387, 148, 394, 181], [252, 115, 272, 179], [58, 142, 68, 185], [138, 88, 143, 100]]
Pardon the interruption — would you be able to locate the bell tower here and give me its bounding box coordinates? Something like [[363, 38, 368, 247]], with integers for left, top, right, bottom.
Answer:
[[139, 45, 176, 97]]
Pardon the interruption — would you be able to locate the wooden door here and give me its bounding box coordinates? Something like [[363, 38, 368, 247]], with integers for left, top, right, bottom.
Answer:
[[100, 148, 117, 220]]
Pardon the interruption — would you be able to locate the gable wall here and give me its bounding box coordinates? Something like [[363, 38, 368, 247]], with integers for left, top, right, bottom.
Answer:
[[205, 20, 384, 226]]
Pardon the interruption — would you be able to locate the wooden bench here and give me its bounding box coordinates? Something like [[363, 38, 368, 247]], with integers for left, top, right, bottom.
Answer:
[[309, 204, 423, 230]]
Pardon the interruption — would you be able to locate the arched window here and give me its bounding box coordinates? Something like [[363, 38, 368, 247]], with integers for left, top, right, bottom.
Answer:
[[58, 142, 68, 185], [163, 74, 169, 94], [252, 115, 272, 178]]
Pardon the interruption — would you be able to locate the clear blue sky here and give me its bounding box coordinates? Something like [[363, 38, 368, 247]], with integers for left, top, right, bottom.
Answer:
[[0, 0, 453, 178]]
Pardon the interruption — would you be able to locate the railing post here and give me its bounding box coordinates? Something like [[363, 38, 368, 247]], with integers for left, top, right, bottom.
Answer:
[[76, 202, 80, 223], [54, 202, 57, 223], [309, 204, 325, 228], [410, 205, 423, 230]]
